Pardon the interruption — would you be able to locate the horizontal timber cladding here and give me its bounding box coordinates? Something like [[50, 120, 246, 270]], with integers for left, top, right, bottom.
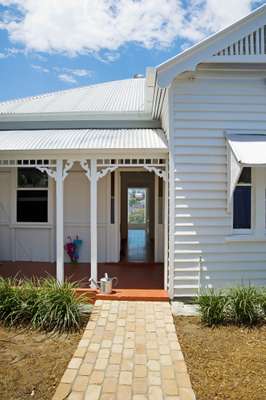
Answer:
[[172, 68, 266, 297]]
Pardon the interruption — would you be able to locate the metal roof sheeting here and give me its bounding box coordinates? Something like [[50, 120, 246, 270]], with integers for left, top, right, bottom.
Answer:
[[0, 79, 145, 114], [0, 129, 167, 152], [227, 133, 266, 165]]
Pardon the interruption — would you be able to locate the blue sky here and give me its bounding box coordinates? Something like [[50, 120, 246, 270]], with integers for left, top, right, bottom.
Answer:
[[0, 1, 263, 102]]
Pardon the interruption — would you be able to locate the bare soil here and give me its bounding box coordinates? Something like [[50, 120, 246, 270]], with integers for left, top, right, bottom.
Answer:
[[174, 316, 266, 400], [0, 326, 82, 400]]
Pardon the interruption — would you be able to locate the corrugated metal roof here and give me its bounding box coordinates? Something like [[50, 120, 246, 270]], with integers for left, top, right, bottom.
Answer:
[[227, 133, 266, 165], [0, 79, 145, 114], [0, 129, 167, 152]]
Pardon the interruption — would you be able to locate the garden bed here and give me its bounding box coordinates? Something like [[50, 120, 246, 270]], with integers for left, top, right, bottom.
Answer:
[[0, 326, 83, 400], [174, 316, 266, 400]]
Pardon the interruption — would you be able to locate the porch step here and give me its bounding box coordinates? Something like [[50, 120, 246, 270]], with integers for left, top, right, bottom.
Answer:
[[76, 288, 169, 302]]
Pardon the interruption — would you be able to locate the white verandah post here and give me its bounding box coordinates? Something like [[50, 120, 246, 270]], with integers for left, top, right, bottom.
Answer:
[[164, 162, 169, 291], [90, 159, 98, 284], [56, 159, 64, 283]]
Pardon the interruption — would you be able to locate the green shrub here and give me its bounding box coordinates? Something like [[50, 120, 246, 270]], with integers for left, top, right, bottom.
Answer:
[[258, 287, 266, 318], [0, 277, 20, 324], [228, 286, 262, 326], [8, 280, 40, 326], [0, 277, 92, 333], [197, 289, 228, 326], [32, 278, 91, 333]]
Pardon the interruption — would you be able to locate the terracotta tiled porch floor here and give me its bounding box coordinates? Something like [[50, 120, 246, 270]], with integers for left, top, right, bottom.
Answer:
[[0, 261, 164, 289], [53, 300, 196, 400]]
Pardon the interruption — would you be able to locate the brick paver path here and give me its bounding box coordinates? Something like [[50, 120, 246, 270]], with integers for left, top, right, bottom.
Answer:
[[53, 300, 195, 400]]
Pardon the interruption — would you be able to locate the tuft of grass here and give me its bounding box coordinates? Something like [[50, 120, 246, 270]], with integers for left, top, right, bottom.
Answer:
[[0, 277, 92, 333], [32, 278, 91, 333], [0, 277, 19, 324], [260, 289, 266, 316], [7, 279, 39, 327], [197, 289, 228, 326], [228, 286, 263, 326]]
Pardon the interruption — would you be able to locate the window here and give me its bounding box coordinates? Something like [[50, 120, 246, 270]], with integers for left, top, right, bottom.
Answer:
[[17, 168, 48, 223], [233, 167, 251, 230]]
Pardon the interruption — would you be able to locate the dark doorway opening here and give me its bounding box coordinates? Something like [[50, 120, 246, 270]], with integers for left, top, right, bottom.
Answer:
[[120, 172, 154, 263]]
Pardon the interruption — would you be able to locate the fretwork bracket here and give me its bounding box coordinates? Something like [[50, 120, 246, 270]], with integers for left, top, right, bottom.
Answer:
[[97, 166, 118, 181], [37, 160, 74, 181], [143, 165, 167, 181], [80, 160, 91, 181], [80, 161, 118, 181], [36, 166, 57, 180]]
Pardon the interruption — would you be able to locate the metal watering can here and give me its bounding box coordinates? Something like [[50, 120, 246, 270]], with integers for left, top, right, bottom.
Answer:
[[90, 273, 118, 294]]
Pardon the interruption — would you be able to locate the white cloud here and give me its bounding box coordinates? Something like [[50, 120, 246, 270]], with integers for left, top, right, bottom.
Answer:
[[57, 73, 77, 84], [182, 0, 257, 41], [53, 67, 92, 77], [31, 63, 49, 73], [53, 67, 93, 83], [0, 0, 262, 56]]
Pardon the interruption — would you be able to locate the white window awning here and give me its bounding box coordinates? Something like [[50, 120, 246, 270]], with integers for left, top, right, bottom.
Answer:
[[0, 128, 168, 154], [226, 133, 266, 211]]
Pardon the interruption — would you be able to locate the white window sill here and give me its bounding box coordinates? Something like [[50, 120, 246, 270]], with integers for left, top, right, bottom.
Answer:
[[10, 223, 53, 229], [225, 234, 266, 243]]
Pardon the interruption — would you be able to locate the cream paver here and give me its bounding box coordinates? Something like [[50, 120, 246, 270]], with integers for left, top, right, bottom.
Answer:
[[52, 300, 195, 400]]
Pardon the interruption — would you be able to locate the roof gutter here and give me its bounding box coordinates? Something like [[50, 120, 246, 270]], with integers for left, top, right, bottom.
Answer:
[[0, 111, 161, 130]]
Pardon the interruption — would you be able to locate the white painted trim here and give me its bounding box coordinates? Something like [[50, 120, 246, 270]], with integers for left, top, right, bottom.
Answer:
[[204, 55, 266, 63], [0, 151, 168, 160], [168, 86, 175, 298], [225, 235, 266, 242], [154, 175, 159, 263], [0, 111, 154, 122], [56, 160, 64, 283], [164, 162, 169, 291], [90, 159, 98, 287]]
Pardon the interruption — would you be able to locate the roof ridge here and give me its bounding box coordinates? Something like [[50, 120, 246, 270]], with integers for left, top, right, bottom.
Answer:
[[0, 78, 144, 107]]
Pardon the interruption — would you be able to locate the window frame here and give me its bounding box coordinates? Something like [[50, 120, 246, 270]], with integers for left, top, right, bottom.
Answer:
[[232, 167, 253, 234], [15, 167, 50, 225]]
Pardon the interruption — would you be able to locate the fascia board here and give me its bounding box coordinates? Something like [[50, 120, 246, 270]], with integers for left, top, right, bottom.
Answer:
[[156, 4, 266, 88]]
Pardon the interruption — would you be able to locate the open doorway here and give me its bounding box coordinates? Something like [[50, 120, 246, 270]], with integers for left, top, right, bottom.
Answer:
[[126, 188, 153, 262], [120, 172, 155, 263]]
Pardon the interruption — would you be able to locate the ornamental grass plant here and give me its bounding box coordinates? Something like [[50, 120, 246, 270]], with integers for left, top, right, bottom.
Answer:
[[198, 285, 266, 327], [197, 289, 229, 326], [0, 277, 92, 333]]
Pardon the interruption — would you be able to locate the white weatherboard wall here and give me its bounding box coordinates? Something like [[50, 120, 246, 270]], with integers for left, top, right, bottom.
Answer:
[[171, 67, 266, 297]]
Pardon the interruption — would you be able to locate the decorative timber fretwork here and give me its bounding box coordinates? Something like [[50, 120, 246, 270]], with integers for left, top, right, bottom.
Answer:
[[143, 165, 167, 182], [36, 165, 57, 180], [97, 166, 118, 181], [37, 159, 74, 181], [62, 160, 75, 181], [96, 158, 167, 168], [213, 25, 266, 57], [80, 159, 91, 181], [80, 159, 119, 181], [0, 159, 56, 168]]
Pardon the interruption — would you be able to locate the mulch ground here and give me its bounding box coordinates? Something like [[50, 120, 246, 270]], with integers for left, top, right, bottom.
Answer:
[[0, 326, 83, 400], [174, 316, 266, 400]]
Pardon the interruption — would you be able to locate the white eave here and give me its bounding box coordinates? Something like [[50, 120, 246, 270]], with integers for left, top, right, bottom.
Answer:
[[156, 4, 266, 88]]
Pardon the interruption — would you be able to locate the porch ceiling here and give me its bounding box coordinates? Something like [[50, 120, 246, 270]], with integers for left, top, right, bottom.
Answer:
[[0, 128, 168, 153]]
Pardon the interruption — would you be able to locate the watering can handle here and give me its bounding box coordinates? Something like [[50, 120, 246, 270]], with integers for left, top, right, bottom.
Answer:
[[112, 277, 118, 288]]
